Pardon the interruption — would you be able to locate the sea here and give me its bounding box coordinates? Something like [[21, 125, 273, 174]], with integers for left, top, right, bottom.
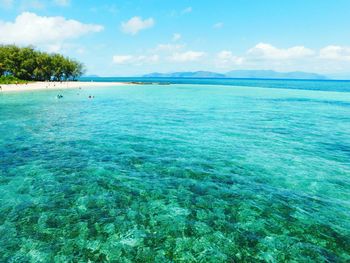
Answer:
[[0, 78, 349, 262]]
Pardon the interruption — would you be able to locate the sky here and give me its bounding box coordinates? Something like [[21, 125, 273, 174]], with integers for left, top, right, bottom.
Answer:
[[1, 0, 350, 77]]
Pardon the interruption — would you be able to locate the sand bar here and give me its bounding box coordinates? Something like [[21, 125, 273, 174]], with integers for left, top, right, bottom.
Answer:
[[0, 81, 130, 93]]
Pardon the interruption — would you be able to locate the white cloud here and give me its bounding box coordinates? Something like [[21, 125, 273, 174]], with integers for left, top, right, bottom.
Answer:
[[248, 43, 315, 60], [182, 7, 192, 14], [0, 12, 103, 46], [113, 43, 186, 66], [44, 43, 85, 55], [172, 33, 181, 42], [0, 0, 13, 9], [170, 7, 192, 17], [113, 44, 204, 67], [216, 50, 244, 68], [112, 55, 134, 64], [222, 43, 350, 73], [169, 51, 205, 62], [213, 22, 224, 29], [46, 44, 63, 53], [54, 0, 70, 7], [107, 42, 350, 76], [113, 54, 159, 65], [121, 16, 154, 35], [155, 43, 184, 52], [320, 45, 350, 61]]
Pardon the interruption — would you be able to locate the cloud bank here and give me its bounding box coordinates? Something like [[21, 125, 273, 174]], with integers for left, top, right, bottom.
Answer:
[[169, 51, 205, 62], [0, 12, 103, 46], [248, 43, 315, 60], [112, 41, 350, 74]]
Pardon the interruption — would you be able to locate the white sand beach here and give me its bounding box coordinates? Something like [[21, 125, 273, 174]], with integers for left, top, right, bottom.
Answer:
[[0, 81, 129, 93]]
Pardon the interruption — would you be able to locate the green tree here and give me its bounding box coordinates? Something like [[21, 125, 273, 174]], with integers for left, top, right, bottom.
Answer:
[[33, 52, 53, 81], [0, 45, 85, 82]]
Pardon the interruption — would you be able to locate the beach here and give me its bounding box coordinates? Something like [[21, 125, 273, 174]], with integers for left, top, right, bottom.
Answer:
[[0, 81, 129, 92]]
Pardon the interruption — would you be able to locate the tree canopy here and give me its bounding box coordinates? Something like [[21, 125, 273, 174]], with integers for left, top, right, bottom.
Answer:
[[0, 45, 85, 81]]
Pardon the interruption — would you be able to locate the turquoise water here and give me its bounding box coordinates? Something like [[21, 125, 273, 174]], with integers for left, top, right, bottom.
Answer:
[[1, 82, 350, 262], [81, 77, 350, 92]]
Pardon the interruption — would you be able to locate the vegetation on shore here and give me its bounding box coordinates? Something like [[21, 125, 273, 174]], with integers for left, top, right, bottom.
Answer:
[[0, 75, 28, 85], [0, 45, 85, 84]]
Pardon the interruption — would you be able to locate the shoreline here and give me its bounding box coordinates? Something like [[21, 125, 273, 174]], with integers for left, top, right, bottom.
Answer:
[[0, 81, 130, 93]]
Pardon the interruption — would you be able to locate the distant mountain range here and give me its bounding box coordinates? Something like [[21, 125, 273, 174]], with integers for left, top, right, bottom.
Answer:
[[143, 70, 328, 80]]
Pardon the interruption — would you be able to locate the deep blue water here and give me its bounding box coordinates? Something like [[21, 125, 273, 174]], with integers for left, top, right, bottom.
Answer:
[[1, 79, 350, 262]]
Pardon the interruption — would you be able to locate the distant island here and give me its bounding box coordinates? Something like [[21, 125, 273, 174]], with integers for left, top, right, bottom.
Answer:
[[143, 70, 327, 80]]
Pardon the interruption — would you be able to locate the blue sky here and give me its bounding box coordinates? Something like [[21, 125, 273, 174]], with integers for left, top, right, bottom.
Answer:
[[1, 0, 350, 76]]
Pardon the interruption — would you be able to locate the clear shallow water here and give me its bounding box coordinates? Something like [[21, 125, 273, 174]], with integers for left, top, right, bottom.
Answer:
[[0, 82, 350, 262]]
